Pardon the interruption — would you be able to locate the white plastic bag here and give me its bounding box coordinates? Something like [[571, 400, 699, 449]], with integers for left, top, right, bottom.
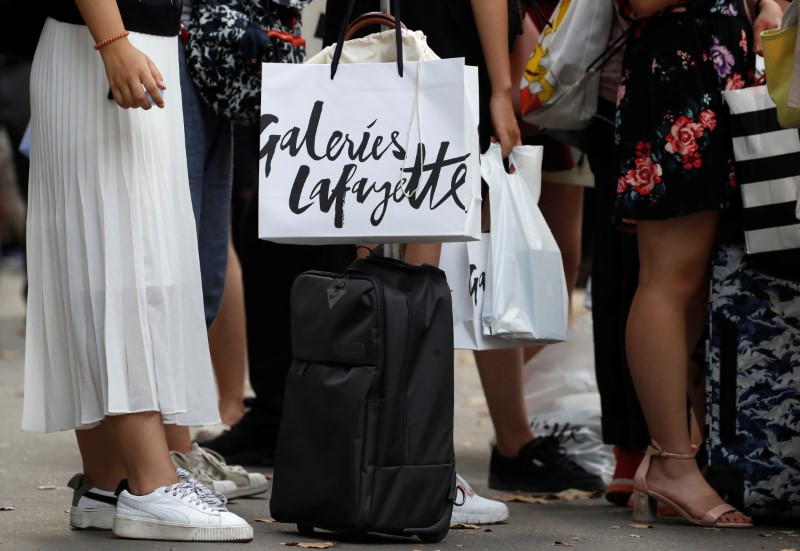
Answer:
[[524, 315, 614, 484], [440, 235, 546, 350], [481, 143, 568, 343]]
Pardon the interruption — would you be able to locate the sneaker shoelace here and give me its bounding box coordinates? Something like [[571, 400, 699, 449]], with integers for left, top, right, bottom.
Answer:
[[540, 436, 591, 475], [175, 468, 228, 510], [200, 446, 249, 476]]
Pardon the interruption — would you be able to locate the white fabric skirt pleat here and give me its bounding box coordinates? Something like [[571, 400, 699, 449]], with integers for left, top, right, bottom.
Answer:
[[22, 18, 219, 432]]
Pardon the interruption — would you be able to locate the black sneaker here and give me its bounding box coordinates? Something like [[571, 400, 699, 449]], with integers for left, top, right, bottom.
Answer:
[[196, 411, 278, 467], [488, 436, 607, 494]]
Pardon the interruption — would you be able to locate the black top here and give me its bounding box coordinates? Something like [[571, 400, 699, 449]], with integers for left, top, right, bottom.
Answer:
[[48, 0, 182, 37]]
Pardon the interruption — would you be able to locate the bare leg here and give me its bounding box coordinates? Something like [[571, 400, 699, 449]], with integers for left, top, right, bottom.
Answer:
[[164, 423, 193, 455], [686, 285, 708, 442], [627, 211, 749, 523], [401, 243, 442, 267], [78, 412, 179, 496], [524, 180, 583, 363], [75, 421, 127, 492], [474, 348, 535, 457], [208, 237, 247, 426]]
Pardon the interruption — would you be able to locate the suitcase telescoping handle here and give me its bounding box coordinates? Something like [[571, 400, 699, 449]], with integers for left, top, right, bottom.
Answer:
[[330, 0, 405, 80]]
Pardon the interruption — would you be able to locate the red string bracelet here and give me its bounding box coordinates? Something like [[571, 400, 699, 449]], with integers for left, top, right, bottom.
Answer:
[[94, 31, 130, 50]]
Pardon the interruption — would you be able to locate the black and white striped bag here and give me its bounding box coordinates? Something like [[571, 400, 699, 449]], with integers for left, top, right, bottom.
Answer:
[[724, 85, 800, 254]]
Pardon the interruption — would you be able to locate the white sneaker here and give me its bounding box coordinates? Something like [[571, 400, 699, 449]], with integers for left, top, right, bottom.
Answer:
[[184, 443, 269, 499], [175, 468, 228, 508], [451, 474, 509, 525], [170, 449, 238, 497], [112, 480, 254, 542], [193, 423, 231, 442], [67, 473, 116, 530]]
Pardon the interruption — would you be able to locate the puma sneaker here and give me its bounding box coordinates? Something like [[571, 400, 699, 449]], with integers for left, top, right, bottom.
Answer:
[[112, 480, 253, 542], [67, 473, 117, 530]]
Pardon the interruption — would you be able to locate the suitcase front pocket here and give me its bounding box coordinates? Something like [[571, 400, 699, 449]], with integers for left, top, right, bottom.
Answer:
[[270, 360, 379, 530]]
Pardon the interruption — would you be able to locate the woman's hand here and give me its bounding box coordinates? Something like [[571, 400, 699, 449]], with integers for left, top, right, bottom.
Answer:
[[752, 0, 784, 56], [73, 0, 165, 109], [490, 89, 522, 158], [99, 38, 166, 109]]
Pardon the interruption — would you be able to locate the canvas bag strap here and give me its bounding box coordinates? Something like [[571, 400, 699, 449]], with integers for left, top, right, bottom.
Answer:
[[330, 0, 404, 79]]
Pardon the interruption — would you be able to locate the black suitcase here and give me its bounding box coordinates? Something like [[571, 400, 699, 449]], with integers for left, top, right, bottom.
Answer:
[[705, 244, 800, 521], [269, 256, 456, 542]]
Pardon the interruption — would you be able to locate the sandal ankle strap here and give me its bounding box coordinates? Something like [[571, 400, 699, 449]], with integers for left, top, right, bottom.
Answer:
[[648, 440, 696, 460]]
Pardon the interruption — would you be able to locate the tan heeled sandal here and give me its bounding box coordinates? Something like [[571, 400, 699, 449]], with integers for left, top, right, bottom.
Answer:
[[631, 440, 752, 528]]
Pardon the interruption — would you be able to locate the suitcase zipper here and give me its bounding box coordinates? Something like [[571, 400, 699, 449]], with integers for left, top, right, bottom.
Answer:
[[401, 295, 415, 465], [347, 265, 412, 464]]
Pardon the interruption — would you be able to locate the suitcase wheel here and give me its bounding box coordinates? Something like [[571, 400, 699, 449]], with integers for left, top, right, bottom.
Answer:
[[297, 523, 315, 536], [418, 527, 449, 543]]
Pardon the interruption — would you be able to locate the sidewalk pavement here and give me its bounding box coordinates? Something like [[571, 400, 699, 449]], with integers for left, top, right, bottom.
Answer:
[[0, 263, 796, 551]]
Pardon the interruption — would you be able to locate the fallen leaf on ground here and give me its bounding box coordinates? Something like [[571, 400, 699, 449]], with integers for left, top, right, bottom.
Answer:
[[553, 542, 574, 547], [779, 548, 797, 551], [553, 489, 602, 501], [629, 534, 642, 538], [608, 525, 620, 529], [38, 485, 56, 490], [450, 523, 480, 530], [760, 533, 774, 537], [0, 506, 14, 511], [630, 523, 653, 529], [254, 518, 274, 524], [497, 494, 550, 504]]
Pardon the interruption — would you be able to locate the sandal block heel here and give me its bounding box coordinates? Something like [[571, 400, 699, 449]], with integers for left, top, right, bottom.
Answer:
[[631, 490, 657, 523]]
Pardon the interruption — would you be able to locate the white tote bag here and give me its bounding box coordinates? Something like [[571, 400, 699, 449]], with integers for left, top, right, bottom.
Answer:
[[440, 235, 544, 350], [520, 0, 615, 130], [723, 85, 800, 253], [258, 29, 482, 244], [482, 143, 568, 344]]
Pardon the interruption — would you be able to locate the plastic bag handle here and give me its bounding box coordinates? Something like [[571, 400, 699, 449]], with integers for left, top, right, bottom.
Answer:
[[331, 0, 404, 80]]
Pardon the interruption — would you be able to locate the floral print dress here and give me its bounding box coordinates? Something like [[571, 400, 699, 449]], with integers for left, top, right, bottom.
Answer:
[[614, 0, 755, 221]]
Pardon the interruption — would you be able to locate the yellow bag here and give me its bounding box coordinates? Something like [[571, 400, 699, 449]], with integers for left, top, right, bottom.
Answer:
[[762, 0, 800, 128]]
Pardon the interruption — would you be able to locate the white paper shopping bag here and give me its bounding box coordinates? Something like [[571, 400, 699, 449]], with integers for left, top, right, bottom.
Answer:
[[258, 31, 481, 245]]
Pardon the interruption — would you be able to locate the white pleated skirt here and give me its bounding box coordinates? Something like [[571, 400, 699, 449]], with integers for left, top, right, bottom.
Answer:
[[22, 19, 219, 432]]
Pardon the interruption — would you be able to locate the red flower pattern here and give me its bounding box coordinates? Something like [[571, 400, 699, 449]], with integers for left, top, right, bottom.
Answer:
[[699, 110, 717, 131], [665, 116, 704, 157], [619, 142, 664, 197], [725, 72, 745, 90]]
